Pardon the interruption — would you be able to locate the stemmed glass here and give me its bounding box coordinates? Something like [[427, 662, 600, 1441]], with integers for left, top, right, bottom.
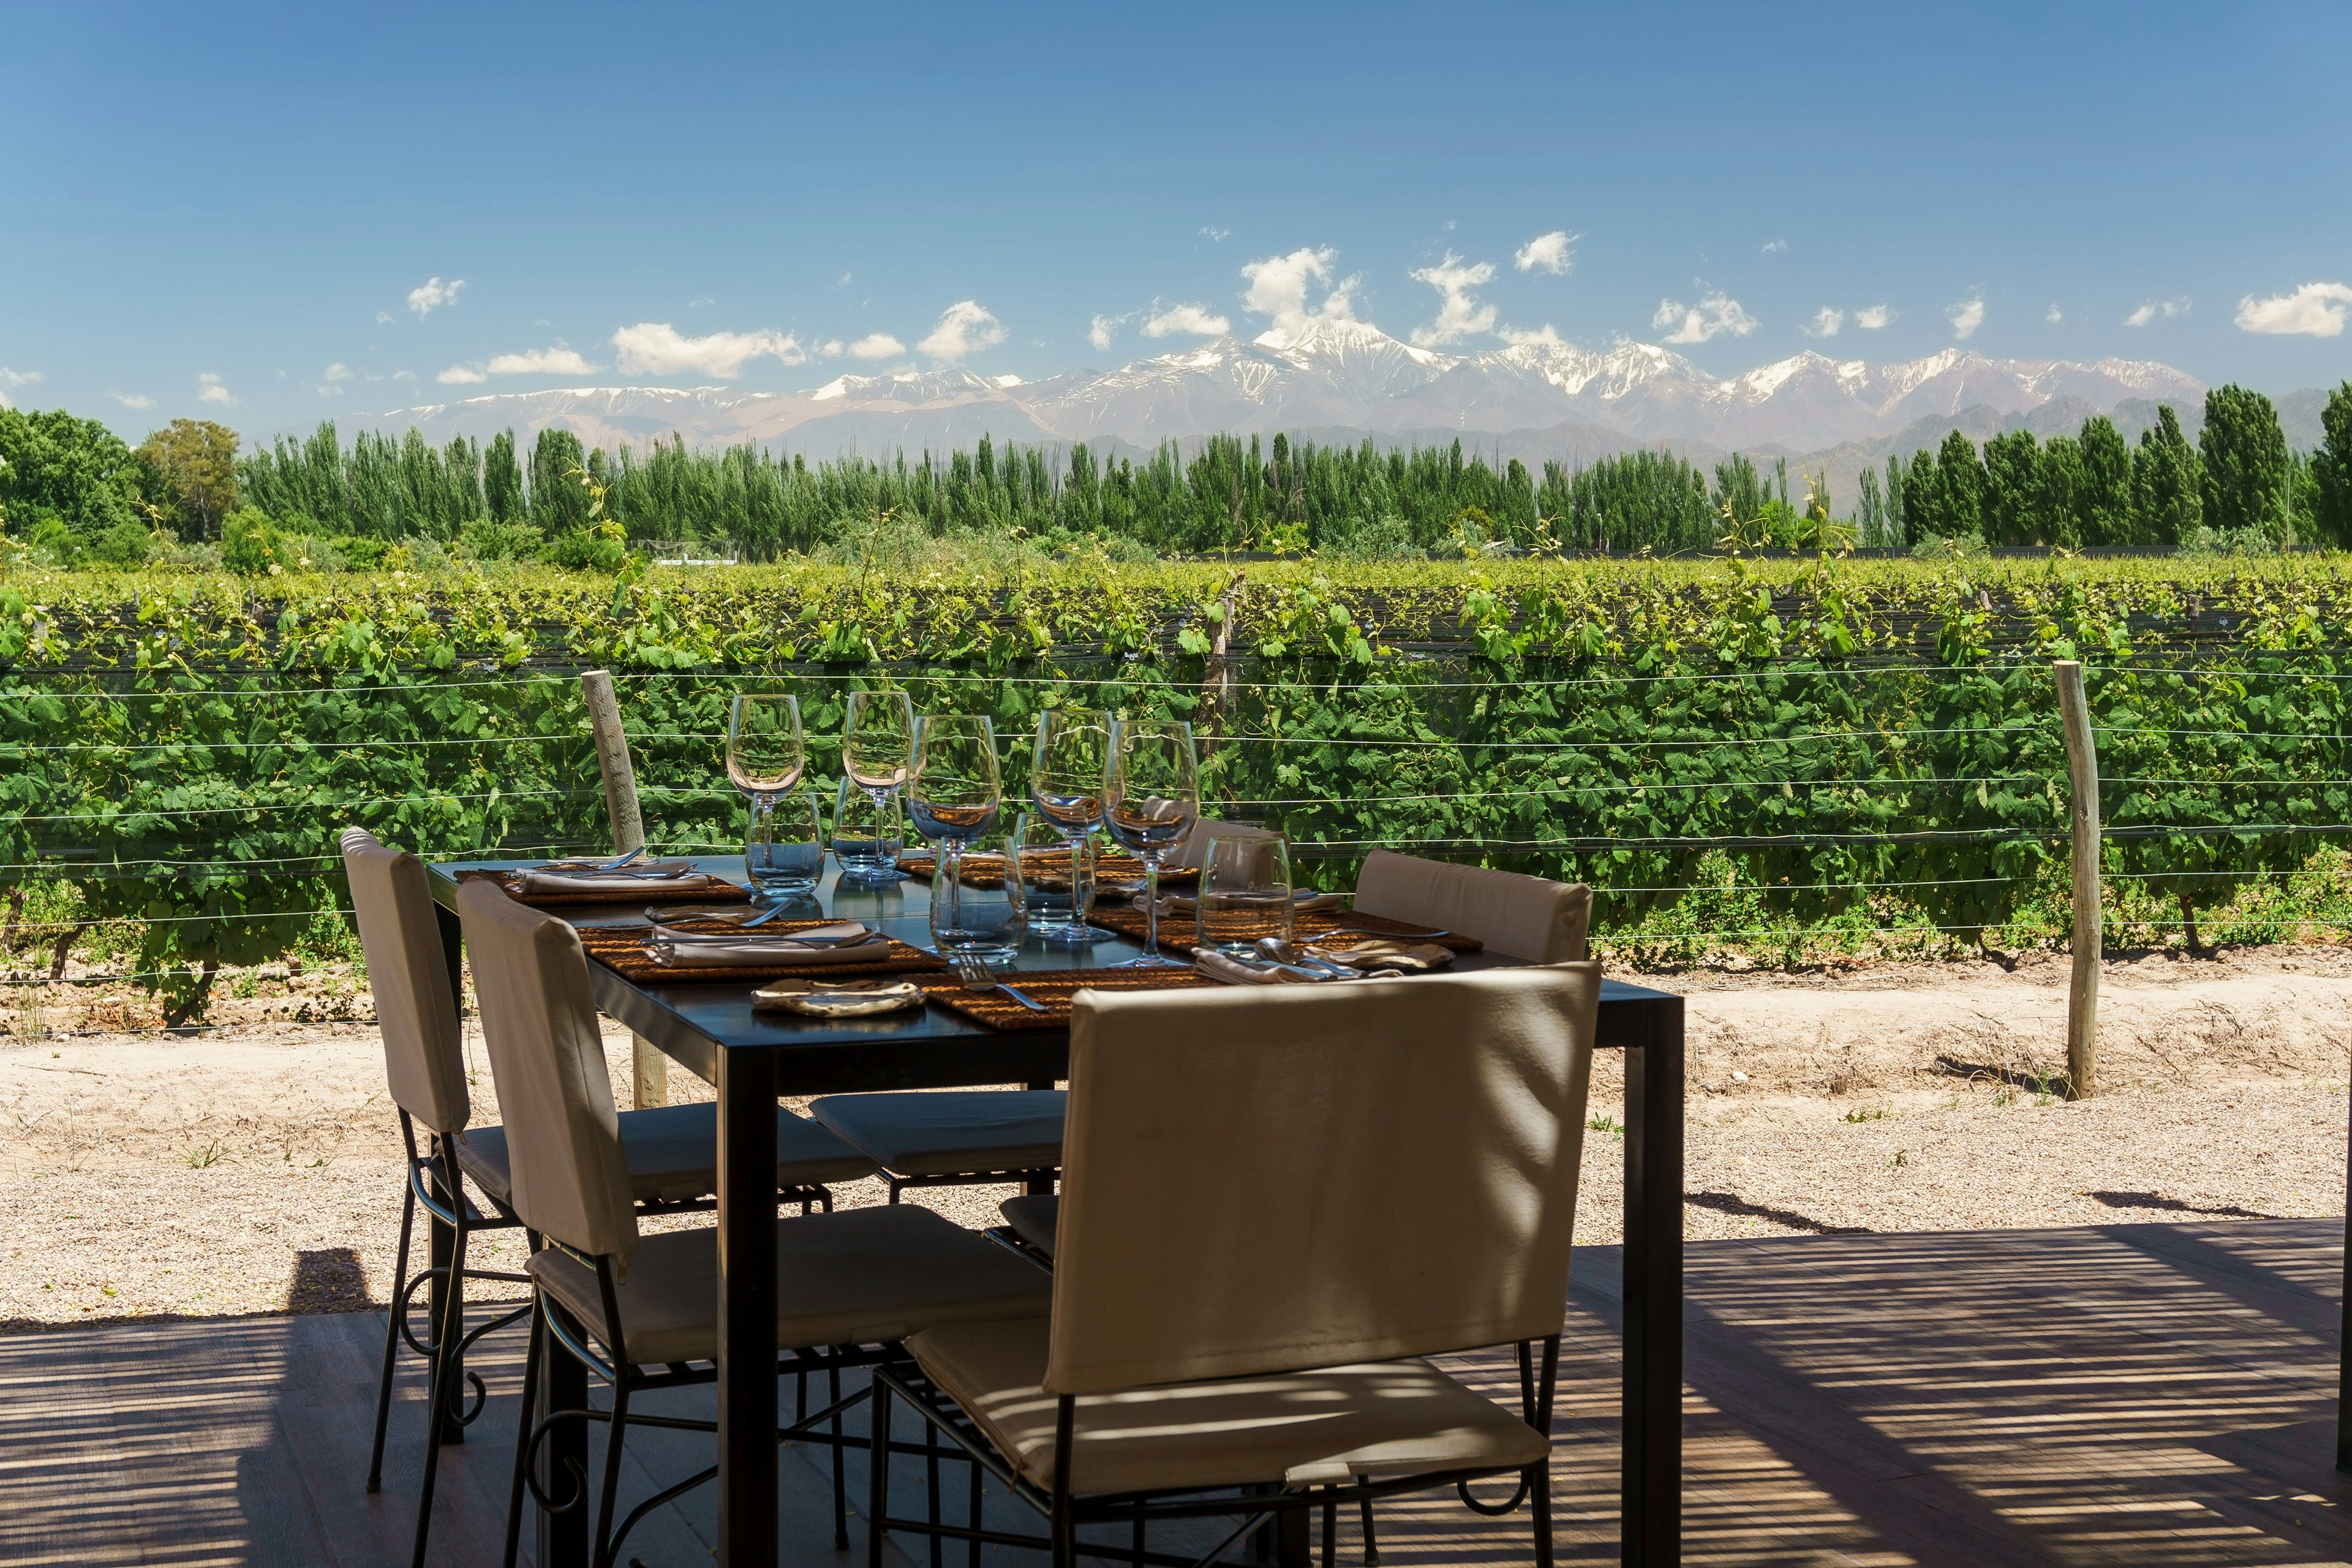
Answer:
[[1103, 717, 1199, 967], [841, 690, 916, 883], [1028, 709, 1110, 945], [727, 694, 811, 903], [906, 714, 1005, 957]]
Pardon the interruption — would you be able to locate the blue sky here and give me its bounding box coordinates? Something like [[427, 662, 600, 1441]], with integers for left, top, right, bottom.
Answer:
[[3, 1, 2348, 435]]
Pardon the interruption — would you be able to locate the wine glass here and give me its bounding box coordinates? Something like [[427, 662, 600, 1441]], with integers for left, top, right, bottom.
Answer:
[[1103, 717, 1199, 967], [841, 690, 916, 883], [1028, 708, 1110, 945], [728, 694, 807, 903], [1195, 832, 1294, 957], [907, 714, 1005, 959]]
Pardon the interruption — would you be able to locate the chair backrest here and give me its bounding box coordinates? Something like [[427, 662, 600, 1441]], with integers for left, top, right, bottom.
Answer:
[[454, 880, 639, 1276], [340, 828, 470, 1136], [1353, 850, 1592, 963], [1166, 814, 1279, 871], [1046, 965, 1600, 1395]]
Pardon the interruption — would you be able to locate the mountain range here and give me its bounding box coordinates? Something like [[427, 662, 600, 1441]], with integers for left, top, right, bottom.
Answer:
[[342, 318, 2268, 473]]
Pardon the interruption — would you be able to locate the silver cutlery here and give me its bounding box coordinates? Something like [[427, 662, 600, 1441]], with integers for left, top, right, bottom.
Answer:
[[1319, 925, 1450, 941], [951, 952, 1047, 1011], [1254, 937, 1354, 979], [597, 845, 649, 871]]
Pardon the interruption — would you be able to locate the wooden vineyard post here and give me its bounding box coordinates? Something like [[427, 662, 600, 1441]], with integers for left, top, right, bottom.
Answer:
[[582, 668, 667, 1109], [2054, 660, 2100, 1099]]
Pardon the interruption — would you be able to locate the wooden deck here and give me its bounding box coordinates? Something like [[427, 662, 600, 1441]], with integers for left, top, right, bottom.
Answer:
[[2, 1219, 2348, 1567]]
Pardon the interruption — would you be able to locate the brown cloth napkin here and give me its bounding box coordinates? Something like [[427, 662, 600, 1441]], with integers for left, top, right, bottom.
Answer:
[[576, 919, 947, 985], [461, 865, 750, 907]]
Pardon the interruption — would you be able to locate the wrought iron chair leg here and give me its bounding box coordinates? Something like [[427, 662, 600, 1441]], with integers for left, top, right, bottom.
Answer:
[[1359, 1494, 1380, 1565], [1323, 1493, 1337, 1568], [969, 1453, 984, 1568], [925, 1410, 944, 1568], [831, 1360, 850, 1550], [503, 1293, 545, 1568], [591, 1373, 632, 1568], [1530, 1459, 1554, 1568], [368, 1172, 417, 1493], [1131, 1512, 1146, 1568], [866, 1379, 892, 1568], [411, 1194, 467, 1568]]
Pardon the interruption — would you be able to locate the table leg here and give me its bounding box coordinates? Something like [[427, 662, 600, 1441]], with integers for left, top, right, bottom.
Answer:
[[428, 903, 467, 1446], [1621, 998, 1684, 1566], [717, 1046, 781, 1567], [1025, 1077, 1057, 1197], [537, 1299, 590, 1568], [2339, 1078, 2351, 1470]]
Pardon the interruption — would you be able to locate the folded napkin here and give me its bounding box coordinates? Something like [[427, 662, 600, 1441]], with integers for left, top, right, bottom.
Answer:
[[518, 861, 717, 895], [649, 921, 891, 968], [1189, 948, 1404, 986]]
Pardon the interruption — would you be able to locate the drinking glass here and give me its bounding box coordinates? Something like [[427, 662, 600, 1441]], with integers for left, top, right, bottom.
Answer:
[[1013, 808, 1094, 943], [930, 820, 1027, 963], [830, 774, 905, 886], [1028, 709, 1110, 944], [907, 714, 1005, 957], [1102, 717, 1199, 967], [1194, 832, 1294, 957], [841, 689, 917, 883], [744, 791, 826, 899], [728, 694, 807, 902]]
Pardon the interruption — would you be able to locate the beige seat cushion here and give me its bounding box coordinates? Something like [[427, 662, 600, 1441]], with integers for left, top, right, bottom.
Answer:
[[454, 1104, 878, 1208], [1352, 851, 1591, 963], [810, 1090, 1066, 1178], [998, 1193, 1059, 1258], [528, 1204, 1051, 1367], [908, 1317, 1547, 1495]]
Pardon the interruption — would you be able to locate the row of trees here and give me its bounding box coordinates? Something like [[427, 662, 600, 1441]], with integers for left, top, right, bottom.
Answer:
[[9, 382, 2351, 560]]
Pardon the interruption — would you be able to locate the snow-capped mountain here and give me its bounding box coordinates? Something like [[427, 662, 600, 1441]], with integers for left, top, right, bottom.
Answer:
[[344, 325, 2207, 461]]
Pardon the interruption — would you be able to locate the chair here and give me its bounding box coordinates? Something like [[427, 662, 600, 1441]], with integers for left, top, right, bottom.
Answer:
[[453, 880, 1051, 1568], [871, 963, 1601, 1568], [808, 816, 1279, 1201], [341, 829, 878, 1568], [1352, 849, 1593, 962]]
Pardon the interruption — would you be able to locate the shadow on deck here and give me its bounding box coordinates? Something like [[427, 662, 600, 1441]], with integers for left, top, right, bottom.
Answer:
[[1, 1219, 2346, 1566]]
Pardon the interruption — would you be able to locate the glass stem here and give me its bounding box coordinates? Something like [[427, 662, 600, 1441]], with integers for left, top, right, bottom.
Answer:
[[942, 840, 963, 935], [1142, 852, 1160, 957]]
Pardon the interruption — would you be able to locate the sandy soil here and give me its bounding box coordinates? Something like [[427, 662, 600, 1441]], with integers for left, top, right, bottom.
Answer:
[[0, 944, 2343, 1327]]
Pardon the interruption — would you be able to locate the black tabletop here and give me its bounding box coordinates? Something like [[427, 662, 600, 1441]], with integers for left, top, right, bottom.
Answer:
[[426, 855, 1681, 1092]]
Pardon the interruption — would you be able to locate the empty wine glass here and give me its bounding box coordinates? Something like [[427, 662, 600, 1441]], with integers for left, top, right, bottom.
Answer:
[[728, 694, 807, 903], [842, 689, 916, 882], [1028, 709, 1110, 944], [1195, 832, 1294, 957], [907, 714, 1005, 959], [1103, 717, 1199, 967], [831, 774, 905, 886], [932, 818, 1028, 963]]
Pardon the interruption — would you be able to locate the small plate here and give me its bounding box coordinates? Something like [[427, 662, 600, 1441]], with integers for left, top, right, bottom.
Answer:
[[1305, 939, 1453, 971], [751, 978, 927, 1017]]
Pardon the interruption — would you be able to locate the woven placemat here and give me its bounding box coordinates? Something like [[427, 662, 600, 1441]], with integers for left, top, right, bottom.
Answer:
[[917, 966, 1222, 1031], [577, 920, 948, 985], [894, 852, 1194, 889], [456, 868, 750, 908], [1083, 904, 1482, 952]]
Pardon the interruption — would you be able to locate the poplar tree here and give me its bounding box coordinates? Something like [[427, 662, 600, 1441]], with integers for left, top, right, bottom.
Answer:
[[2199, 385, 2291, 543], [2132, 405, 2201, 544], [2308, 383, 2352, 547], [2076, 416, 2133, 545]]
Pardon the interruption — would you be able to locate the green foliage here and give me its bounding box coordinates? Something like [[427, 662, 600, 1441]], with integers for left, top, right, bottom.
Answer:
[[2134, 404, 2202, 543], [457, 517, 545, 562], [0, 407, 145, 538], [88, 520, 157, 569], [221, 508, 288, 576], [2200, 384, 2293, 545], [2313, 383, 2352, 548], [135, 419, 241, 540]]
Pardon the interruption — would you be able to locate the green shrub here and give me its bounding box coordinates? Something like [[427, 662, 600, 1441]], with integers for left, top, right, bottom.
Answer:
[[87, 521, 157, 569], [221, 508, 287, 576], [457, 518, 545, 562]]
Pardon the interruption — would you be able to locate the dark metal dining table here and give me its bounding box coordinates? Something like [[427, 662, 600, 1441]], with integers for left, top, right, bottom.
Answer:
[[425, 856, 1686, 1567]]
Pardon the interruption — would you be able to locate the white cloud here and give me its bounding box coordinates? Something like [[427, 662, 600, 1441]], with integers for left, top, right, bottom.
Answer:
[[1088, 314, 1121, 352], [392, 369, 417, 381], [1804, 307, 1844, 338], [437, 366, 488, 385], [837, 271, 854, 286], [1513, 230, 1577, 275], [1651, 291, 1757, 345], [322, 362, 352, 383], [197, 372, 235, 407], [817, 340, 844, 358], [406, 276, 465, 318], [847, 332, 905, 360], [376, 310, 394, 325], [1854, 304, 1894, 330], [1240, 246, 1363, 337], [1408, 252, 1498, 346], [1947, 295, 1985, 340], [1761, 238, 1788, 255], [485, 345, 599, 375], [2046, 303, 2064, 324], [1499, 323, 1567, 348], [1200, 226, 1231, 242], [0, 367, 42, 388], [609, 322, 805, 377], [2234, 281, 2352, 337], [1142, 303, 1232, 338], [915, 301, 1007, 363], [2124, 296, 2189, 328], [688, 296, 715, 308], [107, 390, 154, 409]]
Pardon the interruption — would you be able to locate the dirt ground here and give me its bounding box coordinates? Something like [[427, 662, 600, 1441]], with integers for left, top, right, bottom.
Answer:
[[0, 943, 2344, 1327]]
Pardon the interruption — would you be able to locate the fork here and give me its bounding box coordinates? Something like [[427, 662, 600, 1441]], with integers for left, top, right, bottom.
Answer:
[[951, 952, 1047, 1012]]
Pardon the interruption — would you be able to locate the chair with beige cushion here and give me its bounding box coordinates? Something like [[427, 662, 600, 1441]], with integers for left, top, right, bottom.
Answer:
[[452, 881, 1050, 1568], [341, 829, 879, 1568], [1353, 848, 1593, 962], [872, 963, 1600, 1567]]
